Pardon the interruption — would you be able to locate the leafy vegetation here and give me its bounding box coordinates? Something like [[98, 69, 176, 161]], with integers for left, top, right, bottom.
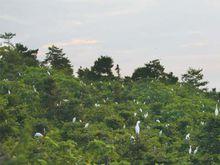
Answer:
[[0, 33, 219, 164]]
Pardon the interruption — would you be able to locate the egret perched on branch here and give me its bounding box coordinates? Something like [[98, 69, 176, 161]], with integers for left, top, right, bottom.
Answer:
[[33, 85, 37, 93], [144, 112, 148, 118], [95, 103, 100, 107], [134, 112, 137, 117], [185, 133, 190, 140], [135, 121, 140, 135], [159, 130, 163, 136], [189, 145, 192, 154], [34, 132, 43, 137], [47, 71, 51, 76], [215, 104, 219, 116], [84, 123, 89, 128], [193, 146, 199, 154], [156, 119, 160, 123], [72, 117, 76, 123], [130, 135, 135, 143], [8, 90, 11, 95], [200, 121, 205, 126], [63, 99, 69, 102], [139, 108, 143, 113]]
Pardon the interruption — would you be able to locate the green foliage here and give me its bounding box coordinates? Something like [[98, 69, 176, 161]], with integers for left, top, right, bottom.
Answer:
[[0, 32, 16, 46], [0, 38, 219, 164], [91, 56, 114, 77], [182, 68, 208, 90], [43, 45, 73, 75], [132, 59, 178, 84]]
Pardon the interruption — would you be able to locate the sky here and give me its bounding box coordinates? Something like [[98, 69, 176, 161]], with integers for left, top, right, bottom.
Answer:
[[0, 0, 220, 90]]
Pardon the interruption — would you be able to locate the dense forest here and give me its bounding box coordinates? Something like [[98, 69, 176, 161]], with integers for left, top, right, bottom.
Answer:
[[0, 33, 220, 164]]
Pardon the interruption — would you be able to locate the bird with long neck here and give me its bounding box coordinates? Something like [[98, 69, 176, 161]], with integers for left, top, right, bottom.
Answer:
[[215, 104, 219, 116], [135, 121, 141, 141]]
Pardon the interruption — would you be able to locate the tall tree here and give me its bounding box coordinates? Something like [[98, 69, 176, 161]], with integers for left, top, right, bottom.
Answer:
[[115, 64, 121, 78], [182, 68, 208, 89], [91, 56, 114, 77], [162, 72, 178, 84], [43, 45, 73, 75], [132, 59, 165, 80], [15, 43, 39, 66], [0, 32, 16, 47]]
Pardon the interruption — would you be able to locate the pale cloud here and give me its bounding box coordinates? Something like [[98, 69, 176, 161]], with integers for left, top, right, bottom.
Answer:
[[0, 15, 27, 25], [64, 20, 83, 27], [180, 41, 208, 48], [105, 0, 159, 16], [43, 39, 100, 48], [205, 0, 220, 7]]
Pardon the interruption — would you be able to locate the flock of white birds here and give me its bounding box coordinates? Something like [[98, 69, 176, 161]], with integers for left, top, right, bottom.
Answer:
[[4, 71, 219, 156]]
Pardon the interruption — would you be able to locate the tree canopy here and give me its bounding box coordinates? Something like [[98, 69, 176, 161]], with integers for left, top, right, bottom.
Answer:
[[182, 68, 208, 90], [43, 45, 73, 75], [0, 33, 219, 164]]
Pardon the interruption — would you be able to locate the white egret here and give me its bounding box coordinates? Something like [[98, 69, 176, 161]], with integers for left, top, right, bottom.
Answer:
[[33, 85, 37, 93], [84, 123, 89, 128], [63, 99, 69, 102], [139, 108, 143, 113], [8, 90, 11, 95], [215, 104, 219, 116], [159, 130, 163, 136], [185, 133, 190, 140], [95, 103, 100, 107], [72, 117, 76, 123], [123, 124, 126, 129], [130, 135, 135, 143], [144, 112, 148, 118], [135, 121, 140, 135], [156, 119, 160, 123], [193, 146, 199, 154], [47, 71, 51, 76], [165, 124, 170, 128], [34, 132, 43, 137], [134, 113, 137, 117], [189, 145, 192, 154], [200, 121, 205, 126]]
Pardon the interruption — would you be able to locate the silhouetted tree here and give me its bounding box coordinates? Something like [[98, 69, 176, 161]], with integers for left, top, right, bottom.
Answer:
[[132, 59, 165, 80], [162, 72, 178, 84], [43, 45, 73, 75], [0, 32, 16, 46], [77, 66, 97, 80], [15, 43, 39, 66], [91, 56, 114, 77], [182, 68, 208, 90]]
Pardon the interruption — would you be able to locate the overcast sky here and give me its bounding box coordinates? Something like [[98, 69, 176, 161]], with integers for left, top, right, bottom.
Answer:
[[1, 0, 220, 90]]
